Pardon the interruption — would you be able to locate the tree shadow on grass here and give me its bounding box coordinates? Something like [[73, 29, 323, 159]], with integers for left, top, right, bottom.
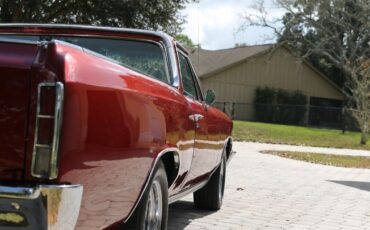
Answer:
[[167, 200, 214, 229], [328, 180, 370, 192]]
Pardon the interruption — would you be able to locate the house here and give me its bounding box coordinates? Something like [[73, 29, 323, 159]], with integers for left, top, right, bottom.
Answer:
[[189, 44, 345, 126]]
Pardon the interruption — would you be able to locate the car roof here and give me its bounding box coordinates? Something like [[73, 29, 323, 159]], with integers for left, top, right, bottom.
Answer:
[[0, 23, 175, 48]]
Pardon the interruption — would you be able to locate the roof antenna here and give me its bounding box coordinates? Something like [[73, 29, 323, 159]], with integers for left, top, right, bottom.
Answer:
[[197, 1, 200, 74]]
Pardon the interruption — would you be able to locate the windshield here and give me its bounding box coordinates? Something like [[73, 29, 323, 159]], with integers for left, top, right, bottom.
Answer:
[[0, 34, 171, 84]]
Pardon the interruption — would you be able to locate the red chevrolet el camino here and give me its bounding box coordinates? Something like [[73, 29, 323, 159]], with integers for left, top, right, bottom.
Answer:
[[0, 24, 233, 230]]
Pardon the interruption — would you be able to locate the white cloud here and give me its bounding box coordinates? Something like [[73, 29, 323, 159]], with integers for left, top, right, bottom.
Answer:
[[181, 0, 286, 50]]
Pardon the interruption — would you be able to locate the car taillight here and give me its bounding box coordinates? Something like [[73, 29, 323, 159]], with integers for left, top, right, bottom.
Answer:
[[31, 82, 64, 179]]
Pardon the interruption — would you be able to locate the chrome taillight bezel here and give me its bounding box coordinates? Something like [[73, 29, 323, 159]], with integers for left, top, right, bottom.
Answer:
[[31, 81, 64, 179]]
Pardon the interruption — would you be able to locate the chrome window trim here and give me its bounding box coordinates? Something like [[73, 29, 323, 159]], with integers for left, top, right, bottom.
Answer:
[[31, 82, 64, 179], [177, 49, 203, 101], [167, 44, 180, 88], [0, 37, 39, 45], [177, 46, 204, 101], [186, 53, 204, 101], [0, 31, 178, 88], [0, 23, 172, 43]]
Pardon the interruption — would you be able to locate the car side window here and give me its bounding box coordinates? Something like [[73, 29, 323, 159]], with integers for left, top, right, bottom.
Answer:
[[178, 52, 199, 99], [0, 34, 172, 85]]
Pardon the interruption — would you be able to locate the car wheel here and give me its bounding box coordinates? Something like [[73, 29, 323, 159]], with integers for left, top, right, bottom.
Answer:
[[193, 153, 226, 210], [125, 161, 168, 230]]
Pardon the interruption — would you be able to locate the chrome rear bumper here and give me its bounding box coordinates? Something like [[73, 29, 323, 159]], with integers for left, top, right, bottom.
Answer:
[[0, 184, 82, 230]]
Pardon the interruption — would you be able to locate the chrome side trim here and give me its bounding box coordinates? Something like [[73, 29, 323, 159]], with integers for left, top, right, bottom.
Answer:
[[168, 180, 208, 204], [169, 137, 232, 204], [31, 82, 64, 179], [124, 148, 180, 222]]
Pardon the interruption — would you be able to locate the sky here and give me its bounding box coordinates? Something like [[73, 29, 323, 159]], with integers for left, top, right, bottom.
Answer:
[[181, 0, 286, 50]]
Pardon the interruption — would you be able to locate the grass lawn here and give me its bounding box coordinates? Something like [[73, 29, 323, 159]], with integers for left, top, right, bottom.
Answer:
[[233, 120, 370, 150], [262, 151, 370, 169]]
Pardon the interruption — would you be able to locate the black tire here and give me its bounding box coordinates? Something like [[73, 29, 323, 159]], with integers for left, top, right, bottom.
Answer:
[[124, 161, 168, 230], [193, 153, 226, 210]]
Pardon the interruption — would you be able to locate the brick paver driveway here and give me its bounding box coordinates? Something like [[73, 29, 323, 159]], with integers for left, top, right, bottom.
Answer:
[[168, 142, 370, 230]]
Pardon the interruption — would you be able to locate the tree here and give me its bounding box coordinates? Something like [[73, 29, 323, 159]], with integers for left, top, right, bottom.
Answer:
[[0, 0, 193, 35], [279, 12, 346, 87], [234, 42, 247, 48], [175, 34, 196, 48], [243, 0, 370, 144], [348, 61, 370, 144]]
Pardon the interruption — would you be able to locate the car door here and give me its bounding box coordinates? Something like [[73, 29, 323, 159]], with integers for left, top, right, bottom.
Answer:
[[177, 51, 217, 189]]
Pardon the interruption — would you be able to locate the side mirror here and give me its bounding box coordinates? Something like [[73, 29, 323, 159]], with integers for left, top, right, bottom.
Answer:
[[204, 89, 216, 105]]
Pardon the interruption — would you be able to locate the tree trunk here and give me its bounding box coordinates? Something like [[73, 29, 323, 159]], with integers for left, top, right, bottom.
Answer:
[[360, 124, 368, 145]]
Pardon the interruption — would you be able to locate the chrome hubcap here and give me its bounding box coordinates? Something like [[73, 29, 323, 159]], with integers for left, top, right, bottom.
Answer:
[[144, 180, 162, 230]]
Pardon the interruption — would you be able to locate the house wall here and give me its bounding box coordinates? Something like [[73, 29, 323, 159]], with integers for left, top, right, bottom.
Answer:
[[200, 47, 345, 120]]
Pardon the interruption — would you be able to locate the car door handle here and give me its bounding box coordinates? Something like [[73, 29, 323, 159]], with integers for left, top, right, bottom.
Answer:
[[189, 114, 204, 128], [189, 114, 204, 122]]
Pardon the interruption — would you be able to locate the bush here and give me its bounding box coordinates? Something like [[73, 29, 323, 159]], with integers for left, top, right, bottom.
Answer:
[[254, 87, 308, 125]]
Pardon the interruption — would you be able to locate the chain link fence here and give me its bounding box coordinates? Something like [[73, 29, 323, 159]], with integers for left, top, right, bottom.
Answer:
[[214, 102, 349, 129]]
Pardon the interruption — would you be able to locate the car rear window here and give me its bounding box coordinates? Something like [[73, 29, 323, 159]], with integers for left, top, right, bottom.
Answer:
[[0, 34, 171, 85]]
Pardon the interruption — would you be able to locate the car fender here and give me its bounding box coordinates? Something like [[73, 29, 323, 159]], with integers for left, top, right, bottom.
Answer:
[[125, 147, 181, 222]]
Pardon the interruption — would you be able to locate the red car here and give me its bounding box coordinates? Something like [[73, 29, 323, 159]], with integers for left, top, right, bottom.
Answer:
[[0, 24, 233, 230]]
